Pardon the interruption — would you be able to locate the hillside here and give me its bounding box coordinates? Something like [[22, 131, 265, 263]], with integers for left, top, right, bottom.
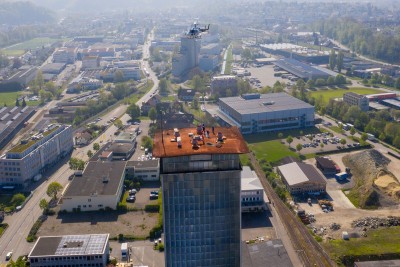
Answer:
[[0, 1, 54, 25]]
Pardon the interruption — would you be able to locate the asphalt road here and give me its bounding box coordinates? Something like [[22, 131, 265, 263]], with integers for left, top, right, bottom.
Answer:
[[0, 30, 158, 263]]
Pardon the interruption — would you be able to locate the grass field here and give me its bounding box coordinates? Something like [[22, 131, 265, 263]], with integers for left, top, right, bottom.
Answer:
[[309, 87, 384, 105], [0, 91, 39, 106], [1, 37, 64, 56], [224, 45, 233, 75], [246, 139, 299, 163], [323, 226, 400, 266]]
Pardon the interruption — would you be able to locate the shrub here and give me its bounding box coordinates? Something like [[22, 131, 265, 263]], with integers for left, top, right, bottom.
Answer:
[[117, 203, 127, 211], [145, 204, 160, 212], [158, 243, 164, 252], [118, 234, 124, 242]]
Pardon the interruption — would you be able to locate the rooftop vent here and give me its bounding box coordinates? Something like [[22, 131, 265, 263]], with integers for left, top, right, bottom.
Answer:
[[102, 176, 109, 183], [242, 93, 260, 100], [263, 101, 275, 106]]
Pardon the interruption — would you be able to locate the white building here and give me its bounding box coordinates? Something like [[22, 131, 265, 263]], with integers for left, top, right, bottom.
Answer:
[[172, 36, 201, 77], [61, 161, 126, 212], [0, 124, 73, 188], [343, 92, 369, 112], [28, 234, 110, 267], [199, 55, 219, 72], [53, 47, 77, 64], [126, 159, 160, 181], [241, 166, 267, 212]]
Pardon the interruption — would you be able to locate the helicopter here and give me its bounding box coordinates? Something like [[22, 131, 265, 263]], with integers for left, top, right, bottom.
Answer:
[[186, 22, 210, 39]]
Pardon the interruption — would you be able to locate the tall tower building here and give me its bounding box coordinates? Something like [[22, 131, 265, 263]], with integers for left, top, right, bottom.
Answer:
[[172, 23, 208, 77], [153, 126, 249, 267]]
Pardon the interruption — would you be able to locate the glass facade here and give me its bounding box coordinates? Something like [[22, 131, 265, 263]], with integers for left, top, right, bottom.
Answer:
[[161, 154, 241, 267]]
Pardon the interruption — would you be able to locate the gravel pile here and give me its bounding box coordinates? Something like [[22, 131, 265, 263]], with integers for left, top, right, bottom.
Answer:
[[330, 222, 341, 230], [351, 216, 400, 229]]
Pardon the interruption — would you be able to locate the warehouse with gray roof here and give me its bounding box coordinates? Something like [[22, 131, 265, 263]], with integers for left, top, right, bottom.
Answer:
[[274, 58, 332, 80], [277, 162, 327, 195], [61, 161, 126, 211], [218, 93, 314, 134]]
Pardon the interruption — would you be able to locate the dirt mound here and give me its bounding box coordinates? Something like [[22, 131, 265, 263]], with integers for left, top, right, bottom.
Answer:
[[374, 170, 400, 200], [343, 149, 393, 209]]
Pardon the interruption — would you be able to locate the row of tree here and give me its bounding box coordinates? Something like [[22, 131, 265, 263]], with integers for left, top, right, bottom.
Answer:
[[312, 18, 400, 64]]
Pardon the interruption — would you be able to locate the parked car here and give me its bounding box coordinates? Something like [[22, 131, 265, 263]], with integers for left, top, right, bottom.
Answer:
[[150, 194, 158, 200], [129, 189, 137, 194], [6, 252, 12, 261], [127, 196, 136, 203], [150, 191, 159, 195]]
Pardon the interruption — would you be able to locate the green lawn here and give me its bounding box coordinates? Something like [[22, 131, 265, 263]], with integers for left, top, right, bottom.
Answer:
[[323, 226, 400, 265], [1, 37, 66, 56], [0, 91, 19, 106], [0, 91, 39, 107], [309, 87, 384, 105], [247, 140, 299, 163]]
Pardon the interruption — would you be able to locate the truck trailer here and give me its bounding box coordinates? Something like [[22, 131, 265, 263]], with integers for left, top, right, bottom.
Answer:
[[121, 243, 128, 259], [335, 172, 348, 181]]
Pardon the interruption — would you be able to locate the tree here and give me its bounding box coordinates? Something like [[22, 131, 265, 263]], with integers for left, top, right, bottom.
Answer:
[[327, 76, 335, 86], [39, 198, 49, 213], [335, 74, 346, 85], [278, 133, 283, 139], [315, 78, 326, 87], [395, 77, 400, 89], [361, 133, 368, 142], [15, 98, 20, 107], [337, 51, 344, 72], [148, 107, 157, 123], [35, 70, 44, 91], [127, 103, 141, 120], [21, 98, 26, 107], [159, 78, 168, 94], [192, 75, 204, 92], [11, 193, 26, 207], [141, 136, 153, 150], [286, 136, 293, 147], [87, 150, 93, 158], [296, 143, 303, 154], [93, 143, 100, 151], [329, 49, 336, 70], [69, 158, 85, 170], [113, 119, 123, 129], [114, 70, 125, 83], [46, 182, 63, 200], [192, 98, 199, 110], [112, 83, 129, 100], [350, 127, 356, 136], [340, 138, 347, 145], [306, 79, 314, 89]]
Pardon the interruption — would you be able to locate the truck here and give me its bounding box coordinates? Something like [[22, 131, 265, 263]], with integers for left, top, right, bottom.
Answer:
[[335, 172, 348, 181], [121, 243, 128, 259]]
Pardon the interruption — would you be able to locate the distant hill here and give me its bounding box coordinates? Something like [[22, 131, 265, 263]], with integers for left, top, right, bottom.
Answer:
[[0, 1, 54, 25]]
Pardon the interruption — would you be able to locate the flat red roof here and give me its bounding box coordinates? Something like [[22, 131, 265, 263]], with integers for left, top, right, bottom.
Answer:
[[153, 126, 249, 158]]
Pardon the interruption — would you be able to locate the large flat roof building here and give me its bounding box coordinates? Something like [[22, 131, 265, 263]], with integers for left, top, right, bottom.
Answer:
[[277, 162, 327, 195], [274, 58, 331, 80], [28, 234, 109, 267], [218, 93, 314, 134], [0, 124, 73, 188], [153, 127, 249, 267], [61, 161, 126, 212]]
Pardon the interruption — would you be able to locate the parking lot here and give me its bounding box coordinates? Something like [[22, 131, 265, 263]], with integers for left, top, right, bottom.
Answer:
[[110, 240, 164, 267], [124, 182, 160, 210], [285, 131, 360, 154]]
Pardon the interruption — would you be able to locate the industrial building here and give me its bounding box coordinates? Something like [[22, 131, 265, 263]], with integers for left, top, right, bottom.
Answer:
[[52, 47, 77, 64], [241, 166, 266, 212], [153, 126, 249, 267], [217, 93, 314, 134], [0, 124, 73, 188], [40, 63, 66, 75], [28, 234, 110, 267], [277, 162, 327, 195], [82, 56, 101, 70], [0, 106, 35, 151], [61, 161, 126, 212], [343, 92, 369, 112], [125, 159, 160, 181], [260, 43, 329, 64], [274, 58, 332, 80], [381, 99, 400, 110], [199, 54, 219, 72]]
